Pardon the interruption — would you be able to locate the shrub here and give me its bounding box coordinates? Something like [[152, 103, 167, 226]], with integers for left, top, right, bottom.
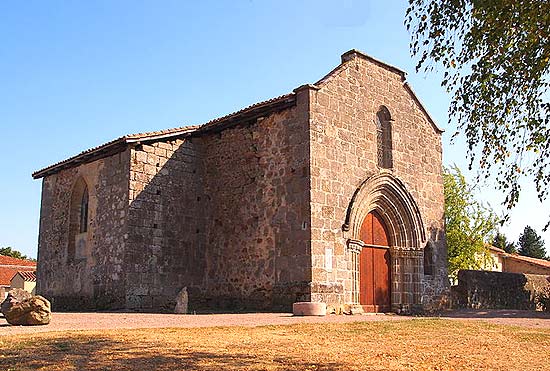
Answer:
[[536, 286, 550, 313]]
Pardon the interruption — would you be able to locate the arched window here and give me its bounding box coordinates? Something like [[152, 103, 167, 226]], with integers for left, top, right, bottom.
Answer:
[[79, 186, 89, 233], [376, 106, 393, 169], [68, 178, 89, 262]]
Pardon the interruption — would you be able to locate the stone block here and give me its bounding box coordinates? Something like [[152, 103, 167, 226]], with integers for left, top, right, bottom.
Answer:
[[293, 301, 326, 316]]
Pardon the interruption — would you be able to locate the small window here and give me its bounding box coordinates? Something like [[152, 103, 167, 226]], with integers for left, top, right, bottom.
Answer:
[[376, 106, 393, 169], [68, 177, 89, 262], [424, 241, 434, 276], [79, 186, 89, 233]]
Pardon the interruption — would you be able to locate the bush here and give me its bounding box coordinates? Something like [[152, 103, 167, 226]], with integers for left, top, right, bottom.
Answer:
[[536, 286, 550, 313]]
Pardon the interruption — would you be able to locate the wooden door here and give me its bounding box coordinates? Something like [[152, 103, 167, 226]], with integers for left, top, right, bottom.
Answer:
[[359, 211, 391, 312]]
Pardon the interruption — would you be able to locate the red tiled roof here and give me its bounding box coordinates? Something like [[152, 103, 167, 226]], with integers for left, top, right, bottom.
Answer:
[[487, 246, 550, 269], [0, 267, 35, 286], [0, 255, 37, 267], [506, 254, 550, 268], [487, 245, 506, 254], [15, 271, 36, 282]]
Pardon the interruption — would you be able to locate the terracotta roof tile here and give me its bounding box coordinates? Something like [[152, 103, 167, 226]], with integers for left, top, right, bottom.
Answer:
[[0, 267, 35, 286], [16, 271, 36, 282], [0, 255, 37, 267], [487, 245, 506, 254], [506, 254, 550, 268]]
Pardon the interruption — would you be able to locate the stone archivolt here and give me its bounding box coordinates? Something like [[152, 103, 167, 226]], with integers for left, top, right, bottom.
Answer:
[[343, 173, 427, 310], [343, 173, 426, 249]]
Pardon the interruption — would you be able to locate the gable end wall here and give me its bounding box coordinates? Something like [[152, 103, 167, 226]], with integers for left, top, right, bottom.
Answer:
[[308, 55, 449, 310]]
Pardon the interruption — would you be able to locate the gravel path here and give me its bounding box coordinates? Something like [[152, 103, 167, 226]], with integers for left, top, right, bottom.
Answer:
[[1, 309, 548, 335]]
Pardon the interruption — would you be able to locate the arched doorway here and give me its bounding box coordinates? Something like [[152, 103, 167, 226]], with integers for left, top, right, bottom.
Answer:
[[359, 211, 391, 312], [343, 173, 427, 312]]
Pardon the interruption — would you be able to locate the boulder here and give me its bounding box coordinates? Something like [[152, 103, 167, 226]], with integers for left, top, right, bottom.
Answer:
[[1, 289, 51, 326], [174, 287, 188, 314]]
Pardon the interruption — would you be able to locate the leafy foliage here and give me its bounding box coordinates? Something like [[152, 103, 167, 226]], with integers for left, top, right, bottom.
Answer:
[[444, 165, 499, 280], [518, 225, 548, 259], [536, 285, 550, 312], [0, 246, 30, 260], [405, 1, 550, 228], [492, 232, 516, 254]]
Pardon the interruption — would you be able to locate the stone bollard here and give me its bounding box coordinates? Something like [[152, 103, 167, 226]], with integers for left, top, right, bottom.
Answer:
[[292, 302, 326, 316]]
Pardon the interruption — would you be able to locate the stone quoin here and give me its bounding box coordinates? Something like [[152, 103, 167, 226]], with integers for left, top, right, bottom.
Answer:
[[33, 50, 449, 313]]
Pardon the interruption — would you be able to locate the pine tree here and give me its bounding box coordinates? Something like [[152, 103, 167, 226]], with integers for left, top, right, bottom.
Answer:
[[518, 226, 548, 260], [492, 232, 517, 254], [0, 246, 29, 260]]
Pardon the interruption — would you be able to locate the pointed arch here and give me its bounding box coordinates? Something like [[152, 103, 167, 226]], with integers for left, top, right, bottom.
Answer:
[[343, 173, 425, 248], [68, 177, 89, 262]]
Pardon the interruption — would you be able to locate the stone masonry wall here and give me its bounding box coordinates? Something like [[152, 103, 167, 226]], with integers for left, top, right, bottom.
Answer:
[[125, 102, 311, 312], [36, 150, 130, 310], [307, 52, 449, 309], [126, 138, 207, 311], [201, 102, 311, 311], [452, 270, 550, 310]]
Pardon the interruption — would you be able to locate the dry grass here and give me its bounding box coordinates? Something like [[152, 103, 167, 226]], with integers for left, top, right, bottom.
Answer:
[[0, 319, 549, 371]]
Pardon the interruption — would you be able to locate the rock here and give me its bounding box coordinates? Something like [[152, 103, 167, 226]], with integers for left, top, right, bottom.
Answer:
[[350, 305, 364, 315], [174, 287, 188, 314], [1, 289, 51, 326]]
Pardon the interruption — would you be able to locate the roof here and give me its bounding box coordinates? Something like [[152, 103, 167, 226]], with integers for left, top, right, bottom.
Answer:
[[32, 93, 295, 179], [0, 256, 37, 286], [486, 246, 550, 269], [14, 271, 36, 282], [487, 245, 506, 254], [0, 267, 35, 286], [33, 49, 442, 179], [505, 254, 550, 269], [0, 255, 37, 267]]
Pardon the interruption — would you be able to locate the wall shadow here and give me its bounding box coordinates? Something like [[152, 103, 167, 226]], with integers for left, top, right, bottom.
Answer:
[[3, 334, 347, 371]]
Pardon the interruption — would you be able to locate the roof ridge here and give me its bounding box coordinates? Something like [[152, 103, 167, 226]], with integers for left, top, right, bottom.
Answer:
[[32, 93, 296, 179]]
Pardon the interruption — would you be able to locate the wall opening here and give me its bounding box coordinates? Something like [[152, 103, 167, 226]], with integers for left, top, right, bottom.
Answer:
[[68, 177, 89, 262], [376, 106, 393, 169]]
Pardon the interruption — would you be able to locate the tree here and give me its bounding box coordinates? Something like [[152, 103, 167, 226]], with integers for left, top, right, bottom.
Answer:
[[444, 165, 499, 280], [405, 1, 550, 228], [492, 232, 517, 254], [0, 246, 29, 260], [518, 226, 548, 259]]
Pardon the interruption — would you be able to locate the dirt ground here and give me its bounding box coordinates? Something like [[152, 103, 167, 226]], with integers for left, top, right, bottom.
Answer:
[[2, 316, 549, 371], [1, 309, 548, 335]]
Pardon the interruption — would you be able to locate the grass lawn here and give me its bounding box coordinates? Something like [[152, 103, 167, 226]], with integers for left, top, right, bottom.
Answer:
[[1, 319, 548, 371]]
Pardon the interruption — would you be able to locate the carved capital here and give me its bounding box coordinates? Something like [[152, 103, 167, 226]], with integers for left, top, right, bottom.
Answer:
[[346, 239, 364, 254]]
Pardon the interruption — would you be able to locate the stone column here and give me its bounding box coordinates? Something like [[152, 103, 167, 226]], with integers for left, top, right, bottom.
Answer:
[[390, 246, 423, 312], [346, 239, 363, 305]]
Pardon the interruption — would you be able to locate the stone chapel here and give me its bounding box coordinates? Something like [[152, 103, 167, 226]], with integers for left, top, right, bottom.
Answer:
[[33, 50, 450, 313]]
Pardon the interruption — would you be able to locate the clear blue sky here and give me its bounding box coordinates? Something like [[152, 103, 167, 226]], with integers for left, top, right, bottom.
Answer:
[[1, 0, 548, 258]]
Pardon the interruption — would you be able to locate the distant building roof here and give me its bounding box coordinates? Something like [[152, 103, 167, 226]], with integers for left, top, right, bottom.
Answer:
[[0, 255, 37, 267], [487, 245, 506, 254], [0, 255, 37, 286], [487, 246, 550, 270], [505, 253, 550, 269], [13, 271, 36, 282]]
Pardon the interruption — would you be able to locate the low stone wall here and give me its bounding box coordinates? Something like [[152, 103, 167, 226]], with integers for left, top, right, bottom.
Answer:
[[452, 270, 550, 310]]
